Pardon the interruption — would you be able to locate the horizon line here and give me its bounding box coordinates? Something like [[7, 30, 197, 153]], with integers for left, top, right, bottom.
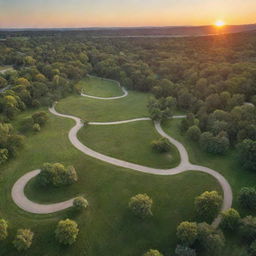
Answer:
[[0, 23, 256, 30]]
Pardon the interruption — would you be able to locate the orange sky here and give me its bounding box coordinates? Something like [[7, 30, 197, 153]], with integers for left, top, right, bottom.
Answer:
[[0, 0, 255, 28]]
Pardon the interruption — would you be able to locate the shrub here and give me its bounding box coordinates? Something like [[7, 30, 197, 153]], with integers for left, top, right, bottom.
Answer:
[[175, 245, 197, 256], [151, 137, 171, 153], [0, 219, 8, 240], [129, 194, 153, 218], [186, 125, 201, 141], [33, 123, 41, 132], [13, 229, 33, 251], [37, 163, 78, 187], [195, 191, 222, 222], [239, 187, 256, 210], [143, 249, 163, 256], [32, 111, 48, 126], [55, 219, 79, 245], [220, 208, 240, 231], [73, 197, 89, 211], [176, 221, 198, 246]]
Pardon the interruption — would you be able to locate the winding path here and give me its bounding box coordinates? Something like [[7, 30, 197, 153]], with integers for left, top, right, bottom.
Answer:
[[81, 75, 128, 100], [11, 79, 233, 227]]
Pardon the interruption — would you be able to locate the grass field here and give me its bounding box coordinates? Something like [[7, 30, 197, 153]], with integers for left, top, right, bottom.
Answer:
[[56, 90, 150, 122], [78, 121, 180, 169], [0, 109, 221, 256], [76, 76, 124, 97]]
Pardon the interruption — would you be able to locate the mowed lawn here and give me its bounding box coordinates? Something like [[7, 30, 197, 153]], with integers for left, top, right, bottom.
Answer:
[[78, 121, 180, 169], [0, 108, 221, 256], [56, 90, 150, 122], [76, 76, 124, 97], [162, 119, 256, 256]]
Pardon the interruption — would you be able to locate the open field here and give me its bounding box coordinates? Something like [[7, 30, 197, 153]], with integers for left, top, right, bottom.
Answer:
[[56, 90, 150, 122], [78, 121, 180, 169], [0, 108, 221, 256], [76, 76, 124, 97]]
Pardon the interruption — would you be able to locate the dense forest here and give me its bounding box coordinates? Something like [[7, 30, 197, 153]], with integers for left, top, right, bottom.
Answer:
[[0, 30, 255, 168]]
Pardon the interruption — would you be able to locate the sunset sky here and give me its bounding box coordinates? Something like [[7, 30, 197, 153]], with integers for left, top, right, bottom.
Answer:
[[0, 0, 255, 28]]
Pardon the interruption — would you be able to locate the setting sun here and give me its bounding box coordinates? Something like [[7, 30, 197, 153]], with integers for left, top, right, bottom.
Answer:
[[215, 20, 226, 27]]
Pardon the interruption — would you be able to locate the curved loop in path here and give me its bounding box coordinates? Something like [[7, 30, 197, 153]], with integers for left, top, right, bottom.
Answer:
[[12, 80, 232, 228], [11, 170, 74, 214], [81, 75, 128, 100]]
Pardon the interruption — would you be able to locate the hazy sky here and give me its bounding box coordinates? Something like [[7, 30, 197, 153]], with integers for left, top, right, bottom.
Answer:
[[0, 0, 255, 28]]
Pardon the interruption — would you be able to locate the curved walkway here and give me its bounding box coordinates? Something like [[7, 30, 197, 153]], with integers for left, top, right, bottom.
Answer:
[[11, 170, 74, 214], [81, 75, 128, 100], [12, 81, 233, 227]]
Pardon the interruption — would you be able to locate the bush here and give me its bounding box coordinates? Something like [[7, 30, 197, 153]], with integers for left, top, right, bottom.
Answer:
[[0, 219, 8, 240], [151, 137, 171, 153], [55, 219, 79, 245], [33, 123, 41, 132], [13, 229, 34, 251], [239, 187, 256, 210], [176, 221, 198, 246], [220, 208, 240, 231], [195, 191, 222, 222], [175, 245, 197, 256], [129, 194, 153, 218], [186, 125, 201, 141], [143, 249, 163, 256], [37, 163, 78, 187], [240, 216, 256, 242], [32, 111, 48, 126], [73, 197, 89, 211]]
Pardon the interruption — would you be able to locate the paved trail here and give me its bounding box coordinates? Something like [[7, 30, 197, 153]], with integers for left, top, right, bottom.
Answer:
[[11, 78, 233, 227]]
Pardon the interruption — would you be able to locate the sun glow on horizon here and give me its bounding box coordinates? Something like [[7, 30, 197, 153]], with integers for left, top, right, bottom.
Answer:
[[215, 20, 226, 27]]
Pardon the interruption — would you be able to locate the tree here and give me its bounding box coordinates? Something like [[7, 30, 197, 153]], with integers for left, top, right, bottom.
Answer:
[[175, 245, 197, 256], [196, 222, 225, 255], [199, 132, 229, 155], [0, 148, 8, 165], [186, 125, 201, 141], [220, 208, 240, 231], [240, 216, 256, 242], [238, 139, 256, 171], [0, 76, 8, 88], [143, 249, 163, 256], [238, 187, 256, 210], [33, 123, 41, 132], [32, 111, 49, 126], [176, 221, 198, 246], [194, 191, 222, 222], [249, 240, 256, 256], [37, 163, 78, 187], [0, 219, 8, 240], [55, 219, 79, 245], [13, 229, 34, 251], [73, 197, 89, 211], [129, 194, 153, 218], [151, 138, 171, 153]]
